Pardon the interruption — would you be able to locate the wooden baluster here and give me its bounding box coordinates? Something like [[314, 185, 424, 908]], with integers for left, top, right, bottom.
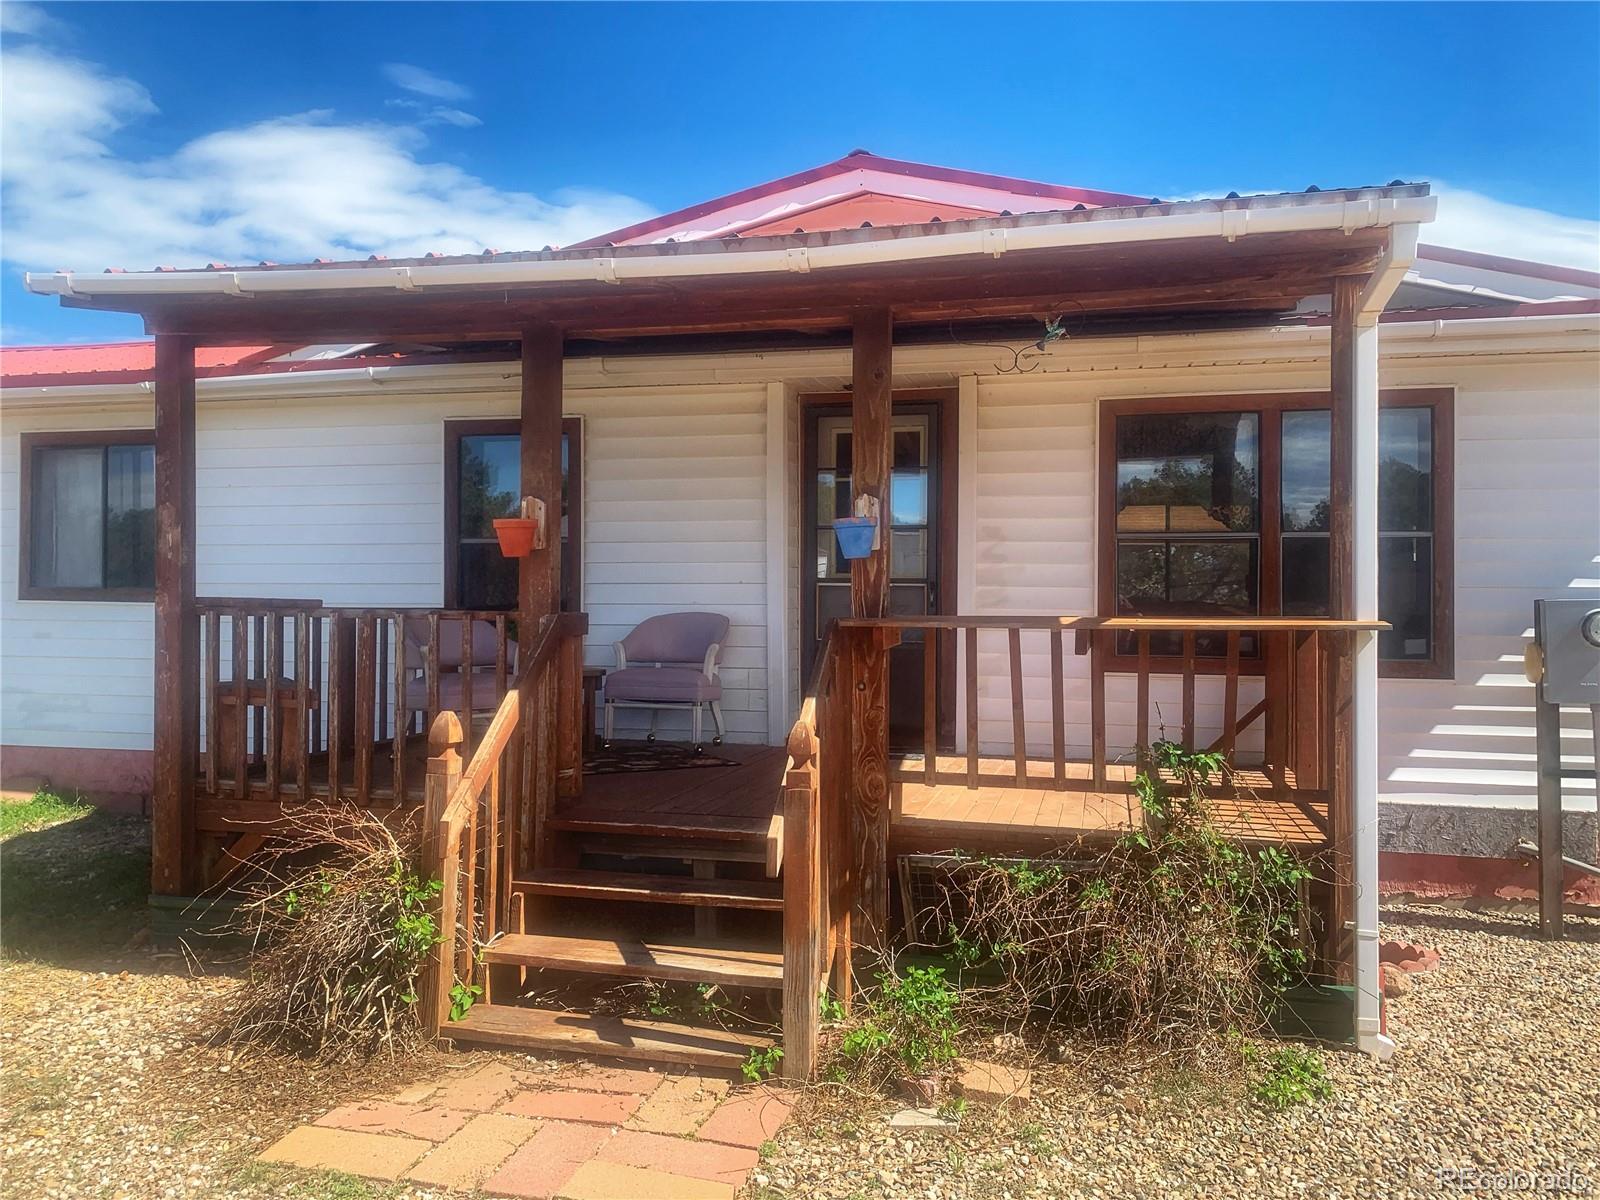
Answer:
[[1090, 629, 1107, 791], [1266, 629, 1290, 789], [264, 614, 282, 799], [486, 757, 501, 943], [354, 616, 375, 804], [461, 786, 477, 985], [1222, 630, 1241, 765], [310, 616, 324, 754], [251, 615, 266, 769], [376, 622, 389, 744], [427, 612, 441, 730], [823, 659, 853, 1015], [1049, 628, 1066, 790], [494, 615, 508, 705], [421, 712, 462, 1039], [535, 658, 557, 870], [556, 626, 583, 798], [1181, 631, 1197, 751], [1135, 631, 1151, 759], [1007, 626, 1026, 786], [204, 611, 220, 796], [964, 626, 979, 790], [921, 631, 936, 786], [295, 612, 311, 803], [327, 616, 344, 801], [232, 610, 249, 798], [460, 617, 475, 763], [393, 613, 408, 803]]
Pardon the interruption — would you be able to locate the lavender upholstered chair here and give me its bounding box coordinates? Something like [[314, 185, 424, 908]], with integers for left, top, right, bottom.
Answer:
[[402, 618, 515, 718], [603, 611, 730, 751]]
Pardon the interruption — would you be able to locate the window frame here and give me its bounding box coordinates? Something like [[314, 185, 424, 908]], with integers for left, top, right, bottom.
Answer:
[[1096, 389, 1453, 680], [18, 428, 158, 602], [442, 416, 583, 612]]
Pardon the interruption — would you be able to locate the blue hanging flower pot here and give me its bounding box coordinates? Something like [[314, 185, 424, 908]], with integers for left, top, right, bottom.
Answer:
[[832, 516, 878, 561]]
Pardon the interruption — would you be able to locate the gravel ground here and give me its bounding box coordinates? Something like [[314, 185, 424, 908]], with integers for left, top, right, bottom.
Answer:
[[3, 805, 1597, 1199], [761, 905, 1600, 1200]]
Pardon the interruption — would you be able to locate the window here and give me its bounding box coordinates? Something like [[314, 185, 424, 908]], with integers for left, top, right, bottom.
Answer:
[[1100, 391, 1453, 678], [19, 430, 156, 600], [444, 419, 582, 612]]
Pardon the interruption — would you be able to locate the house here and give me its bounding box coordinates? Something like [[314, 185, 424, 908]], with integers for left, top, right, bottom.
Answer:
[[4, 152, 1597, 1073]]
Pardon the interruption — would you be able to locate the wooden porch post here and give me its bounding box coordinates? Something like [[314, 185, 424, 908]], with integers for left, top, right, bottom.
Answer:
[[1326, 276, 1362, 983], [848, 309, 893, 944], [520, 323, 565, 628], [152, 335, 198, 896]]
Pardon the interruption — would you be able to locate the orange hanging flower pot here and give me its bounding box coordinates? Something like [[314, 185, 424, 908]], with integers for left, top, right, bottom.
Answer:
[[493, 517, 538, 558]]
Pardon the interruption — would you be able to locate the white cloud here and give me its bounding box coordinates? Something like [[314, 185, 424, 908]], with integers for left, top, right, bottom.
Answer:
[[382, 62, 470, 102], [428, 107, 482, 129], [1177, 182, 1598, 272], [0, 41, 654, 271], [1424, 184, 1599, 271], [0, 1, 59, 36]]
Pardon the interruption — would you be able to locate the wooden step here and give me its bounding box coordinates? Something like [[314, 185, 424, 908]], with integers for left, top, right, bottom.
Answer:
[[577, 834, 770, 865], [548, 809, 775, 844], [513, 868, 782, 910], [482, 932, 784, 989], [446, 1003, 772, 1071], [549, 809, 785, 876]]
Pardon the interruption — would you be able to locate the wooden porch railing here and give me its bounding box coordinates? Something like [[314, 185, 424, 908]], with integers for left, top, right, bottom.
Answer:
[[837, 614, 1384, 795], [419, 612, 588, 1039], [194, 599, 526, 807]]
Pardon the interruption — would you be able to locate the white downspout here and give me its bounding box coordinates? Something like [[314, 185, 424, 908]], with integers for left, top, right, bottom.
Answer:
[[1352, 224, 1422, 1058]]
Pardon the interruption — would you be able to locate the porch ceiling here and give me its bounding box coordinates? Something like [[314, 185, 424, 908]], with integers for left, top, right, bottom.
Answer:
[[42, 188, 1429, 345]]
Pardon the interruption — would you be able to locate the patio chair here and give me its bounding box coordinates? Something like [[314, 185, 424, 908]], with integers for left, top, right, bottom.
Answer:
[[402, 617, 515, 721], [603, 611, 729, 752]]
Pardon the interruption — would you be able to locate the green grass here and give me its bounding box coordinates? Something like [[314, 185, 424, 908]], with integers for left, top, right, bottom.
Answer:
[[231, 1164, 417, 1199], [0, 789, 89, 839], [0, 798, 149, 960]]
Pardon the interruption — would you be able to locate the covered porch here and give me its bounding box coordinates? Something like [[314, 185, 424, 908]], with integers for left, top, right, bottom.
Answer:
[[37, 182, 1435, 1073]]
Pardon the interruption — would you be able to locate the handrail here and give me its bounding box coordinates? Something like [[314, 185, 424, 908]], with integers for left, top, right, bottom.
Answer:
[[420, 610, 588, 1039], [443, 612, 585, 829], [837, 614, 1389, 632]]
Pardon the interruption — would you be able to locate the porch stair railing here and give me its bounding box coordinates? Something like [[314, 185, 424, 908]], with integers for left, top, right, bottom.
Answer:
[[421, 610, 801, 1074]]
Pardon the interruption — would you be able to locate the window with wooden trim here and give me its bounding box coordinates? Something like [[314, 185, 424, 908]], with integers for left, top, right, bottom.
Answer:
[[19, 430, 156, 601], [1099, 390, 1453, 678], [443, 418, 582, 612]]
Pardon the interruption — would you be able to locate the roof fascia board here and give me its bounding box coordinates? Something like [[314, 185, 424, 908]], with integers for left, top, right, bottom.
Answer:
[[6, 309, 1594, 409], [27, 191, 1438, 302]]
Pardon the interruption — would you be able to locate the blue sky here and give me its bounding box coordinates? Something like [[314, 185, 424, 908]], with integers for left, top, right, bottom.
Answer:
[[3, 0, 1596, 344]]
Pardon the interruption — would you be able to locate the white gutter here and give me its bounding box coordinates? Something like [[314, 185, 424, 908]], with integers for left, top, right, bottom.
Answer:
[[25, 194, 1438, 299], [1351, 226, 1416, 1061]]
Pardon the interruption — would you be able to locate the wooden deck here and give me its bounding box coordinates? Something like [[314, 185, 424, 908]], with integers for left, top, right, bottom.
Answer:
[[553, 742, 1329, 851], [891, 753, 1330, 848]]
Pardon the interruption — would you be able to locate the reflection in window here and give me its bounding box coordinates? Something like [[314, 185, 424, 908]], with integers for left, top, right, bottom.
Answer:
[[1281, 410, 1332, 616], [1378, 408, 1434, 660], [1114, 412, 1259, 654], [454, 431, 576, 611], [27, 439, 155, 593]]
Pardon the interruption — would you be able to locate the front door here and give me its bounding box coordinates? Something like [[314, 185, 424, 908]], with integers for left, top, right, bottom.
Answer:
[[803, 397, 953, 750]]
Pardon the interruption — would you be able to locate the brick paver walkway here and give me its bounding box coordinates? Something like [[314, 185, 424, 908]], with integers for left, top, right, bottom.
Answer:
[[259, 1060, 792, 1198]]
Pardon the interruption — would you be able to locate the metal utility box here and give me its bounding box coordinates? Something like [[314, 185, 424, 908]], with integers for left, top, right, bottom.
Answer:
[[1532, 599, 1600, 707]]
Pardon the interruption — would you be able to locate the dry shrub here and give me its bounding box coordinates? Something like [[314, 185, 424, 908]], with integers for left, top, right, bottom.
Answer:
[[922, 741, 1314, 1063], [215, 805, 441, 1060]]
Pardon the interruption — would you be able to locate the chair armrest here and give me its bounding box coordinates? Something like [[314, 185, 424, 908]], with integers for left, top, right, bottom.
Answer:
[[613, 641, 629, 671], [702, 642, 722, 680]]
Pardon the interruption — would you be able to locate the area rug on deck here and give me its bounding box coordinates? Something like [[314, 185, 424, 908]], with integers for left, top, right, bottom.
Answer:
[[583, 742, 741, 775]]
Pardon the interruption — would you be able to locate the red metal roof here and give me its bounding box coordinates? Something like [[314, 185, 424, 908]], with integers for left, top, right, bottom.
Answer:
[[0, 342, 282, 388], [573, 150, 1151, 247]]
